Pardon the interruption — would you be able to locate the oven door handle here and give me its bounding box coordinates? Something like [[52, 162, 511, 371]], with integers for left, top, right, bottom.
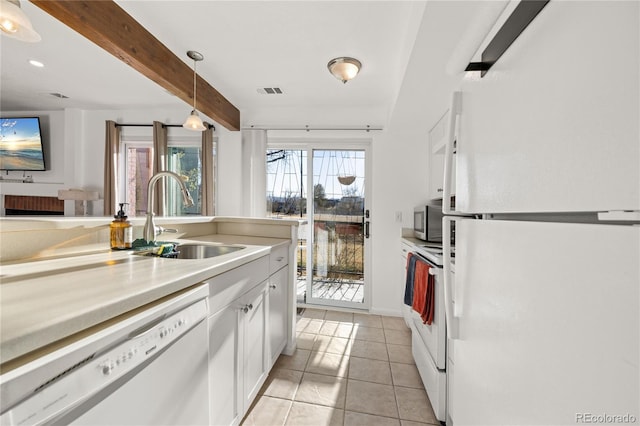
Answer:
[[411, 252, 441, 276]]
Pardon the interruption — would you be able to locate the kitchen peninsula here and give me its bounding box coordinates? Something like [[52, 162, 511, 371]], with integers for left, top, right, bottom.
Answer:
[[0, 215, 303, 424], [1, 216, 300, 364]]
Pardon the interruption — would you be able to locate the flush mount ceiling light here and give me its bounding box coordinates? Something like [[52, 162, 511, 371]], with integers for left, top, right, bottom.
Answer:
[[0, 0, 40, 42], [327, 57, 362, 84], [182, 50, 206, 132]]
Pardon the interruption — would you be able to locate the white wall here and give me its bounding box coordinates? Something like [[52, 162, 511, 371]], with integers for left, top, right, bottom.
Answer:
[[367, 2, 480, 315]]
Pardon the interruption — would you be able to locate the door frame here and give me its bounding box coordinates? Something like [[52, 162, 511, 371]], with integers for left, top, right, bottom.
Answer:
[[267, 137, 372, 311]]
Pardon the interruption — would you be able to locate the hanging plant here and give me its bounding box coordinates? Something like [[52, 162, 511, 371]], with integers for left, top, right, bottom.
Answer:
[[337, 175, 356, 185]]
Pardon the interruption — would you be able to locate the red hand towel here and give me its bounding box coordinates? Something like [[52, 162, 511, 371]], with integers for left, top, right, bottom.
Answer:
[[412, 260, 435, 325], [411, 260, 428, 318], [422, 272, 435, 325]]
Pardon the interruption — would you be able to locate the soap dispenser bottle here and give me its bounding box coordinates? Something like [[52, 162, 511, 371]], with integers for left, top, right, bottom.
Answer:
[[110, 203, 132, 250]]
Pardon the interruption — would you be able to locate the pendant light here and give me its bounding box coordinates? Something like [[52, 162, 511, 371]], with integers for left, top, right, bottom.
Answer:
[[0, 0, 41, 42], [327, 57, 361, 84], [182, 50, 206, 132]]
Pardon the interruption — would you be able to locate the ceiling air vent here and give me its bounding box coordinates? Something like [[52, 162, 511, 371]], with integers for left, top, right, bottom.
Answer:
[[257, 87, 283, 95]]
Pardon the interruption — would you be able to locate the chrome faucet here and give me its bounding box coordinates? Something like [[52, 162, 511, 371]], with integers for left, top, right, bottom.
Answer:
[[143, 171, 194, 243]]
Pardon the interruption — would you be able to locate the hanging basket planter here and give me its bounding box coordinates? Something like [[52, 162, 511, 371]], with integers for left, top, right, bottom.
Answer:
[[337, 175, 356, 186]]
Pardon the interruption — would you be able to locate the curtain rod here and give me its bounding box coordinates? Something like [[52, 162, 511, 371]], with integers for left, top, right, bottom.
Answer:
[[115, 123, 215, 130], [243, 125, 383, 132]]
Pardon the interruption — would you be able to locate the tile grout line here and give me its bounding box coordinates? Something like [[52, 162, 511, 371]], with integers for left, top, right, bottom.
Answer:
[[386, 324, 404, 424], [285, 311, 428, 425]]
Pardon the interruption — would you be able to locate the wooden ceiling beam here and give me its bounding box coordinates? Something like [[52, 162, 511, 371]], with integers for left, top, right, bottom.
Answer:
[[30, 0, 240, 131]]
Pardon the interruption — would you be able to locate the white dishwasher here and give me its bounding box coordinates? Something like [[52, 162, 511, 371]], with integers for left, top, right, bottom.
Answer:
[[0, 284, 210, 426]]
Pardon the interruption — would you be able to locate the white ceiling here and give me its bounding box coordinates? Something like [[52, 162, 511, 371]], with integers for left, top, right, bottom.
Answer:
[[0, 1, 427, 128]]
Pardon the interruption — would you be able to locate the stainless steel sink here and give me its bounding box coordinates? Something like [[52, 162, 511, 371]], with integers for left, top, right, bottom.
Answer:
[[175, 244, 244, 259]]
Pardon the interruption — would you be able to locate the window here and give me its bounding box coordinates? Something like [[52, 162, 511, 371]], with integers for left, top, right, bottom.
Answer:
[[122, 140, 208, 216], [125, 144, 152, 217], [166, 145, 202, 216]]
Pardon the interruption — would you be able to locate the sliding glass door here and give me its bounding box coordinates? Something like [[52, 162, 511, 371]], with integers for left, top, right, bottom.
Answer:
[[266, 144, 371, 310]]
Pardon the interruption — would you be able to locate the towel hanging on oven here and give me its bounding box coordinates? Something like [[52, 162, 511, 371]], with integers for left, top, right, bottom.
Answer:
[[406, 254, 435, 325], [404, 253, 417, 306]]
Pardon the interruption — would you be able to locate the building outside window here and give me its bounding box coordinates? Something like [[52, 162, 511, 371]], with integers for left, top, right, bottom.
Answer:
[[123, 140, 207, 216]]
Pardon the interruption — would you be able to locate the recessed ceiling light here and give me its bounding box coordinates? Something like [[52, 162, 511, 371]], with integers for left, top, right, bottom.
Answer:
[[28, 59, 44, 67]]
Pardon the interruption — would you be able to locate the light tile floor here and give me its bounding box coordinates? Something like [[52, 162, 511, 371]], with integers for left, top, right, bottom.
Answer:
[[241, 308, 440, 426]]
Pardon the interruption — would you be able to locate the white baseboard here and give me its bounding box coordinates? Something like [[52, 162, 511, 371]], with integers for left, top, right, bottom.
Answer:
[[369, 307, 403, 317]]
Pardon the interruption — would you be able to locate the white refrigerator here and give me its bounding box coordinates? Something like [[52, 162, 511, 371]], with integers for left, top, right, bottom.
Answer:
[[440, 2, 639, 425]]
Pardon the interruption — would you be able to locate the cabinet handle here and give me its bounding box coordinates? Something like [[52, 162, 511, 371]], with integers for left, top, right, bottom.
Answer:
[[437, 188, 443, 192], [269, 284, 277, 289], [248, 303, 253, 310], [242, 305, 249, 313], [275, 256, 284, 262]]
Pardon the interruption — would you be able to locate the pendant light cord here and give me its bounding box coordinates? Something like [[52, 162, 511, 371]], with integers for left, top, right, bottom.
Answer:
[[192, 59, 197, 111]]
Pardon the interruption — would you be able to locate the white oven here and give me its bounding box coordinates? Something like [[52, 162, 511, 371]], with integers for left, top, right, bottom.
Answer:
[[402, 243, 447, 422]]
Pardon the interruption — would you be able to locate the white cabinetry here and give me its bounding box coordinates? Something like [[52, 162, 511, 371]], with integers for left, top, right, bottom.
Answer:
[[428, 110, 454, 201], [268, 244, 290, 366], [207, 243, 295, 426], [207, 256, 270, 426], [400, 241, 412, 327], [240, 282, 269, 412], [209, 302, 241, 426], [267, 273, 286, 364]]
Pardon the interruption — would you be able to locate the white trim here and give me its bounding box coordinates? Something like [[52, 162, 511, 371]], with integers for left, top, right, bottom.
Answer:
[[268, 137, 371, 149]]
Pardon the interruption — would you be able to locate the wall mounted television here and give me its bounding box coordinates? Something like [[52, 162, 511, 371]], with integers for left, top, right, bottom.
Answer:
[[0, 117, 46, 171]]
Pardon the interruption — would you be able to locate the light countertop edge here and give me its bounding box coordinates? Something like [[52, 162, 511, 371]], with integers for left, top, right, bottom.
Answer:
[[0, 235, 288, 366]]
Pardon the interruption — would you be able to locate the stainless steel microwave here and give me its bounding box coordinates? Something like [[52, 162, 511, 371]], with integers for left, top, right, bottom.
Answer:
[[414, 205, 443, 242]]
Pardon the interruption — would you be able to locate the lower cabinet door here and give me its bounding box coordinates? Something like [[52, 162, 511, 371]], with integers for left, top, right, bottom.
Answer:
[[268, 267, 288, 366], [209, 303, 241, 426], [241, 281, 269, 414]]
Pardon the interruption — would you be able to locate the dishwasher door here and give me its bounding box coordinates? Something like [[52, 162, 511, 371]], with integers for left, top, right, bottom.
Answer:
[[68, 319, 208, 426], [0, 285, 209, 426]]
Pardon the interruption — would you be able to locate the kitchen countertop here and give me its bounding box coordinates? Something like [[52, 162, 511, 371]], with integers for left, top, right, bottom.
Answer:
[[0, 234, 289, 367]]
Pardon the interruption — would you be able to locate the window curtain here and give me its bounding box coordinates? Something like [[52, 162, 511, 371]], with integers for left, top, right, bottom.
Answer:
[[241, 129, 267, 217], [201, 123, 215, 215], [152, 121, 168, 216], [103, 120, 120, 216]]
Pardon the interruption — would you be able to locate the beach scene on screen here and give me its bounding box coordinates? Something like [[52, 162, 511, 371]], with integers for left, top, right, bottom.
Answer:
[[0, 118, 45, 170]]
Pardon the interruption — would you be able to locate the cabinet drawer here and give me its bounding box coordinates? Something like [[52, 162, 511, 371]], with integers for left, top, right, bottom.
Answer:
[[412, 331, 446, 422], [270, 244, 289, 274], [207, 256, 270, 315]]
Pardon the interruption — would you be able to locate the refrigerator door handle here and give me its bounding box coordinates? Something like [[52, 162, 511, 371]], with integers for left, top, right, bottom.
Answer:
[[443, 216, 458, 339], [443, 91, 462, 215]]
